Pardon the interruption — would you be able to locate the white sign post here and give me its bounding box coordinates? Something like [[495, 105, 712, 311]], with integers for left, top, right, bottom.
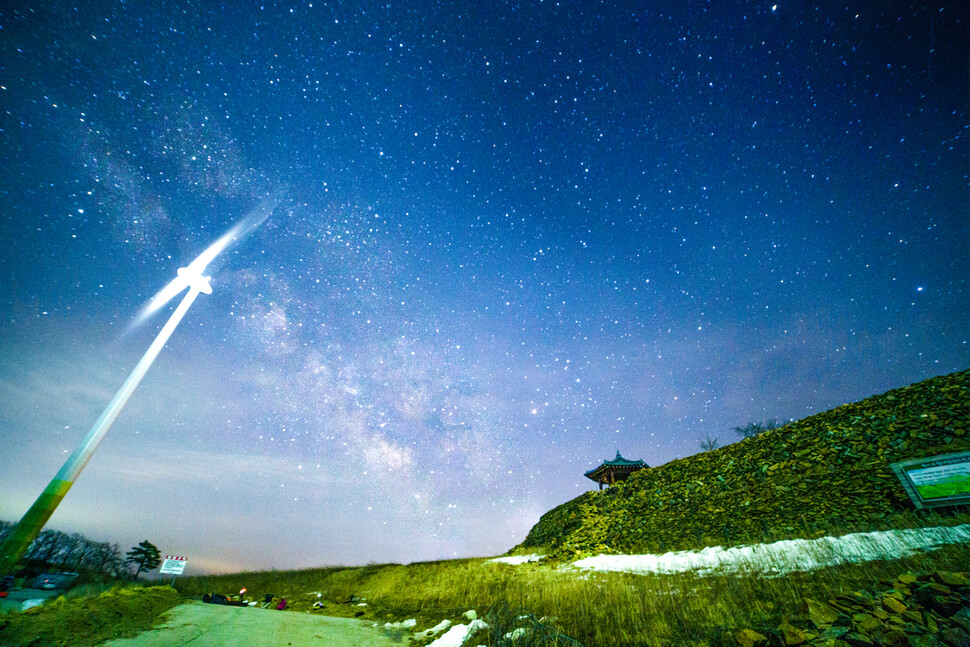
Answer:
[[159, 555, 188, 587]]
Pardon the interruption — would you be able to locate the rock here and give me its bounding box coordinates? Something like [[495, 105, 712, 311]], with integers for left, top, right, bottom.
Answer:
[[807, 599, 842, 627], [836, 614, 855, 628], [736, 628, 769, 647], [935, 573, 970, 588], [779, 620, 810, 645], [414, 619, 452, 640], [930, 598, 964, 618], [877, 629, 909, 646], [952, 611, 970, 632], [856, 616, 883, 634], [913, 585, 964, 617], [843, 632, 875, 647], [504, 627, 528, 641], [922, 583, 956, 597], [884, 596, 909, 615], [939, 627, 970, 647]]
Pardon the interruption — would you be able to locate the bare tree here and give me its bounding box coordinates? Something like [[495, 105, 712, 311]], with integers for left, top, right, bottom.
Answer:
[[64, 533, 90, 571], [699, 432, 720, 452], [26, 529, 72, 564], [734, 419, 783, 439], [85, 541, 122, 575]]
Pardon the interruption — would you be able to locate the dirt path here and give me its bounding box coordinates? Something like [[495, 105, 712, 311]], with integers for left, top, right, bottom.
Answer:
[[100, 601, 404, 646]]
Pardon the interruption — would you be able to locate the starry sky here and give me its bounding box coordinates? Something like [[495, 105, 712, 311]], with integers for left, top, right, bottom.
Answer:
[[1, 1, 968, 574]]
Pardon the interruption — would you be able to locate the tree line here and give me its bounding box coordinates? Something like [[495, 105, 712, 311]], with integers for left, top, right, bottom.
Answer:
[[0, 520, 128, 577]]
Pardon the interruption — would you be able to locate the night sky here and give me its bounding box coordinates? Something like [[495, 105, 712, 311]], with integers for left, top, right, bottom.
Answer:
[[1, 1, 968, 574]]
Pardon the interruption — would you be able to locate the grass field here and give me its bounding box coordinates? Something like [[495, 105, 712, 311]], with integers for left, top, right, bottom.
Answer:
[[174, 514, 970, 646]]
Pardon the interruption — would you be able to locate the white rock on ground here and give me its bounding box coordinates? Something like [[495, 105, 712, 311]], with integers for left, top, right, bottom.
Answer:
[[382, 618, 417, 630], [428, 619, 489, 647], [504, 627, 528, 641], [414, 619, 452, 640]]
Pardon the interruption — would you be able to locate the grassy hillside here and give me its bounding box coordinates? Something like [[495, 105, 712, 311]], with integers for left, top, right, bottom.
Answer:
[[520, 369, 970, 558], [0, 585, 180, 647]]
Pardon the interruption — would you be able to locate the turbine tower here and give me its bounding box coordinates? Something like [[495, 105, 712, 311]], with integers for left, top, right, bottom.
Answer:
[[0, 201, 274, 577]]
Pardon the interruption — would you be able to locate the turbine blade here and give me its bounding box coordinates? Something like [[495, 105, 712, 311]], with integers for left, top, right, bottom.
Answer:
[[125, 197, 278, 334]]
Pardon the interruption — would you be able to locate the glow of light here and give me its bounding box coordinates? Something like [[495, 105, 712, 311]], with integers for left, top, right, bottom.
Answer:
[[128, 197, 277, 332]]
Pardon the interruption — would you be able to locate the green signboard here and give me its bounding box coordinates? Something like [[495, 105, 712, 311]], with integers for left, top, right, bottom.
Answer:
[[891, 451, 970, 509]]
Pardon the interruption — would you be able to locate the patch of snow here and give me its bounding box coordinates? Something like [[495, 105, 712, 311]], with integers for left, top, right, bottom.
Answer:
[[488, 554, 544, 565], [463, 609, 477, 621], [21, 599, 45, 611], [571, 524, 970, 577], [428, 619, 489, 647]]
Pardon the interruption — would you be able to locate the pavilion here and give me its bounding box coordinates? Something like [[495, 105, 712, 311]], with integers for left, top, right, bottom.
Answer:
[[584, 451, 648, 489]]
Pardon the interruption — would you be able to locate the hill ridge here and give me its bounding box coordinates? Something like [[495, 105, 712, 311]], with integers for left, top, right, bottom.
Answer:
[[519, 369, 970, 558]]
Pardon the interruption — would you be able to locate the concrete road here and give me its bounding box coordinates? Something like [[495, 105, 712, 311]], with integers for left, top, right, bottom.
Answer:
[[100, 601, 405, 646]]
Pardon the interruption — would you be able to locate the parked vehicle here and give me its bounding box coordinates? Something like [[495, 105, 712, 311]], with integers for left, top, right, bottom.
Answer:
[[32, 573, 79, 590]]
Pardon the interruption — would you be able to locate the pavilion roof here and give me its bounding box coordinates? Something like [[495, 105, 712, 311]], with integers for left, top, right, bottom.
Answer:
[[584, 451, 648, 481]]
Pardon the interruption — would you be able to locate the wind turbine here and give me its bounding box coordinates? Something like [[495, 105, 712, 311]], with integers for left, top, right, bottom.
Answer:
[[0, 200, 275, 577]]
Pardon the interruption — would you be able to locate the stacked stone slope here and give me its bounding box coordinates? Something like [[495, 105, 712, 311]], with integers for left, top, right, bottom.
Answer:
[[520, 369, 970, 558], [732, 570, 970, 647]]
